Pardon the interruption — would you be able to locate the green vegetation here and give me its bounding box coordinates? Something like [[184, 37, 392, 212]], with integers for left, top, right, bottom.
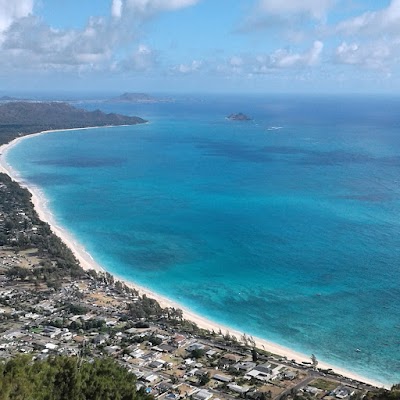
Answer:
[[198, 372, 210, 386], [360, 385, 400, 400], [190, 348, 206, 359], [0, 173, 84, 285], [0, 101, 146, 146], [0, 355, 152, 400], [308, 378, 337, 391], [66, 303, 89, 315], [127, 295, 163, 319]]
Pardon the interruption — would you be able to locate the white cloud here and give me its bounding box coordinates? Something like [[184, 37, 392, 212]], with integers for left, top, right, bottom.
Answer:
[[0, 0, 200, 73], [214, 41, 324, 78], [112, 0, 200, 19], [2, 15, 113, 70], [258, 0, 334, 21], [230, 56, 244, 67], [335, 41, 392, 70], [330, 1, 400, 72], [336, 0, 400, 36], [269, 41, 324, 68], [0, 0, 33, 41], [119, 44, 157, 71], [111, 0, 123, 18], [174, 60, 202, 74], [238, 0, 333, 37]]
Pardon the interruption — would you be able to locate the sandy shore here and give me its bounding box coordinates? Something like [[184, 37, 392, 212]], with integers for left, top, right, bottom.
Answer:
[[0, 128, 389, 389]]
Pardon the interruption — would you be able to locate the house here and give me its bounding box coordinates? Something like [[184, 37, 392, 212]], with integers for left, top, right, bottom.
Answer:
[[334, 387, 355, 399], [43, 326, 61, 339], [165, 394, 178, 400], [156, 381, 174, 393], [45, 343, 58, 351], [93, 334, 109, 345], [245, 364, 273, 381], [213, 373, 233, 383], [228, 384, 250, 394], [60, 332, 73, 341], [205, 350, 218, 358], [129, 368, 144, 379], [149, 359, 166, 369], [303, 386, 322, 397], [143, 373, 159, 383], [283, 371, 296, 380], [187, 368, 199, 377], [104, 345, 121, 356], [172, 334, 186, 347], [130, 349, 145, 358], [157, 344, 176, 353], [219, 353, 241, 366], [233, 361, 257, 373], [186, 343, 205, 352], [192, 389, 213, 400], [73, 335, 86, 344], [126, 327, 151, 335]]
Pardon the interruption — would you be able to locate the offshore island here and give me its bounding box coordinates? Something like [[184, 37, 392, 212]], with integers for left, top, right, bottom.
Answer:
[[0, 101, 398, 399], [227, 113, 251, 121]]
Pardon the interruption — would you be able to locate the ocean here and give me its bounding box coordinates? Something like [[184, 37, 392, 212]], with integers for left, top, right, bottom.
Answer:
[[5, 94, 400, 385]]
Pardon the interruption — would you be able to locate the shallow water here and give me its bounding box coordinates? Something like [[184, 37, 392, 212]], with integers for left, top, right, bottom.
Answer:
[[6, 94, 400, 385]]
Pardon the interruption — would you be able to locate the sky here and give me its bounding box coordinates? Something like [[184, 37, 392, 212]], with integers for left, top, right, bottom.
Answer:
[[1, 0, 400, 94]]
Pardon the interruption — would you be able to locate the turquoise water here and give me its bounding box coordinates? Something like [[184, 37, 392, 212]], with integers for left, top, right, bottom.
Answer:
[[6, 95, 400, 385]]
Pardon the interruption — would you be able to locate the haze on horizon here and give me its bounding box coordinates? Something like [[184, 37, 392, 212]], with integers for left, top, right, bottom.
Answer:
[[1, 0, 399, 95]]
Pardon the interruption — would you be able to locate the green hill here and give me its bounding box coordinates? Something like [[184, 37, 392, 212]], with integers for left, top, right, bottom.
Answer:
[[0, 101, 146, 145]]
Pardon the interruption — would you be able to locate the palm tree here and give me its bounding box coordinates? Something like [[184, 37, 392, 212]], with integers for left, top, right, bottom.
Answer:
[[310, 354, 318, 369]]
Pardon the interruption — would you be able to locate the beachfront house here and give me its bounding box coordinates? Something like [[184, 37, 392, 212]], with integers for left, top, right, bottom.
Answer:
[[334, 386, 355, 399]]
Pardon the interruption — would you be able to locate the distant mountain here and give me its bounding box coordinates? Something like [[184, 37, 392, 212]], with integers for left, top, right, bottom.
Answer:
[[0, 95, 30, 101], [107, 92, 173, 103], [227, 112, 251, 121], [0, 96, 16, 101], [0, 101, 147, 146]]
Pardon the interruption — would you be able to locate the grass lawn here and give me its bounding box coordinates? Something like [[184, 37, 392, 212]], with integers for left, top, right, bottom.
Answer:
[[309, 378, 338, 391]]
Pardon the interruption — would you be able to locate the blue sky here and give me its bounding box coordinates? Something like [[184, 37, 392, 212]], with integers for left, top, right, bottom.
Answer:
[[1, 0, 399, 94]]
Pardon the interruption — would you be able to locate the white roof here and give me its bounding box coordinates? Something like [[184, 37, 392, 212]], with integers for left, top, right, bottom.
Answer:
[[145, 374, 159, 382], [193, 389, 213, 400]]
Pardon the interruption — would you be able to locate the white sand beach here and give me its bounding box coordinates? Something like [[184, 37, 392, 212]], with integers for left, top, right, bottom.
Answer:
[[0, 128, 388, 389]]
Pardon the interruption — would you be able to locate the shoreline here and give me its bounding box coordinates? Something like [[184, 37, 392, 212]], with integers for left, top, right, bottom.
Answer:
[[0, 127, 389, 389]]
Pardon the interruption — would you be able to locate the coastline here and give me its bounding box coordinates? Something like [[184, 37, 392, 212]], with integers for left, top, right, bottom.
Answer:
[[0, 128, 389, 389]]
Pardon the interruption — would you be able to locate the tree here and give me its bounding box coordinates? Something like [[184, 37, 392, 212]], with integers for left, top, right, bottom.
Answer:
[[241, 333, 248, 346], [0, 355, 153, 400], [148, 336, 162, 346], [310, 354, 318, 369], [0, 233, 8, 245], [199, 372, 210, 386], [191, 348, 206, 359], [252, 348, 258, 362]]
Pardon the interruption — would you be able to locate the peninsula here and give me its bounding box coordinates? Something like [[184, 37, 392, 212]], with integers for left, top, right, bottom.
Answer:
[[0, 101, 146, 144]]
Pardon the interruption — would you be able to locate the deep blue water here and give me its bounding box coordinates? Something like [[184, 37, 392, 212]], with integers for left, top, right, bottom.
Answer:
[[6, 94, 400, 385]]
